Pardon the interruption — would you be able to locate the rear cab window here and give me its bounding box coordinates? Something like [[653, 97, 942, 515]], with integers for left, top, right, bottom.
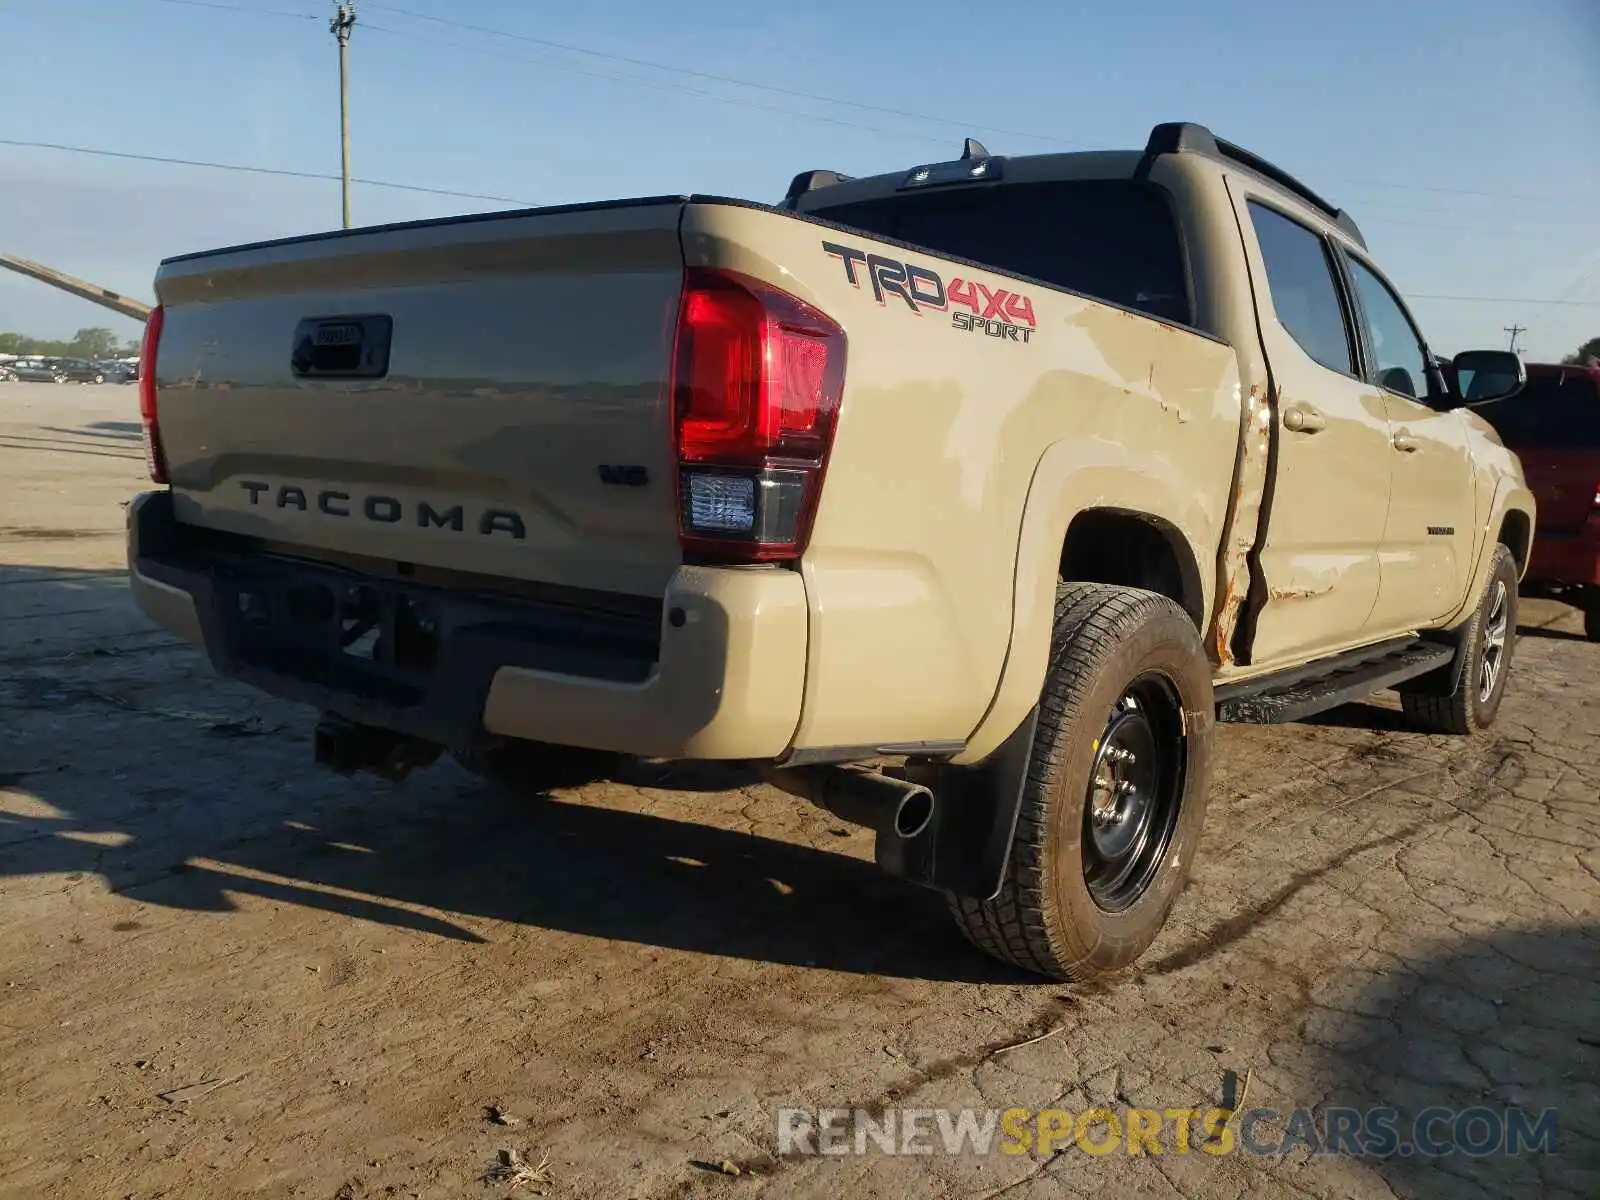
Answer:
[[806, 179, 1193, 327], [1475, 371, 1600, 448]]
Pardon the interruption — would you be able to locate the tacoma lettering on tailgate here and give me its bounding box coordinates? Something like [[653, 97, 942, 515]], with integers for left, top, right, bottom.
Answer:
[[822, 240, 1037, 344], [238, 480, 527, 539]]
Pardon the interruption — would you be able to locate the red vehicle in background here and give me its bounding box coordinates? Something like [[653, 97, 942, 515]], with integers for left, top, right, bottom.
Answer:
[[1471, 362, 1600, 640]]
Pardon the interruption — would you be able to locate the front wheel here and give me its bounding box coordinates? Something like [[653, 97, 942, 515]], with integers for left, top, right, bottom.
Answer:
[[948, 583, 1213, 982], [1401, 544, 1518, 734]]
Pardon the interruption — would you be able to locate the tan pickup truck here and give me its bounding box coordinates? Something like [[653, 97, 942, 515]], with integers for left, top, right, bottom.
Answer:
[[127, 122, 1535, 980]]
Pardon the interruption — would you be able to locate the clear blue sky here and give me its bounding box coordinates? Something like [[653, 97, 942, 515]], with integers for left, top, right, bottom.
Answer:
[[0, 0, 1596, 359]]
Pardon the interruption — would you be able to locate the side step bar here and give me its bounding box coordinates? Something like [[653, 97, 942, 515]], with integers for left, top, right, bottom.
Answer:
[[1215, 637, 1455, 724]]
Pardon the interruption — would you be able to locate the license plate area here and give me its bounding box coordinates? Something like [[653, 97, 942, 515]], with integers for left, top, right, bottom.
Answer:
[[227, 574, 440, 701], [290, 314, 393, 379], [335, 585, 440, 674]]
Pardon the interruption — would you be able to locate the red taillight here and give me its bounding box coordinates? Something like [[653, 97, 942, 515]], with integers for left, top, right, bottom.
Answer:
[[138, 304, 167, 484], [671, 268, 845, 561]]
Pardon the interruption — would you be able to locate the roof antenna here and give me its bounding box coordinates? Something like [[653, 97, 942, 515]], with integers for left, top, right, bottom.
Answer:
[[961, 137, 989, 160]]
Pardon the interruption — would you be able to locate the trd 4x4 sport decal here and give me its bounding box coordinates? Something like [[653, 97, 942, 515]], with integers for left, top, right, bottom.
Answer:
[[822, 240, 1037, 345]]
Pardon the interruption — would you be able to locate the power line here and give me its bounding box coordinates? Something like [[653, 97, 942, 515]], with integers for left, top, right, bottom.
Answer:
[[356, 22, 961, 147], [361, 3, 1587, 209], [1328, 176, 1572, 205], [361, 2, 1085, 148], [0, 138, 533, 206], [140, 0, 320, 20], [1409, 294, 1600, 306], [1356, 214, 1575, 242]]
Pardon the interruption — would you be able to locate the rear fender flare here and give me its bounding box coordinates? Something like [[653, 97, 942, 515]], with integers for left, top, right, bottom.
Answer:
[[953, 439, 1214, 765]]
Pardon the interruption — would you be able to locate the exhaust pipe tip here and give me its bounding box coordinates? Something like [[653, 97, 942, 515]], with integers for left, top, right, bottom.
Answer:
[[891, 785, 935, 840], [760, 763, 937, 842]]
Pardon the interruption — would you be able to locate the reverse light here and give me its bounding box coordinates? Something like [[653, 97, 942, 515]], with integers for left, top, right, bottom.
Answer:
[[671, 268, 846, 561], [138, 304, 167, 484]]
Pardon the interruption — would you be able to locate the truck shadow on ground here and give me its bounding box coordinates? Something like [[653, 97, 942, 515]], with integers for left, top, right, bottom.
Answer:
[[0, 417, 145, 462], [1314, 921, 1599, 1199], [1515, 624, 1588, 643], [0, 567, 1023, 984]]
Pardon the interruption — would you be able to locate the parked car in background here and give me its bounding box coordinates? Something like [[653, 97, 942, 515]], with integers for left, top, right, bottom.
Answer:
[[56, 358, 111, 384], [1472, 362, 1600, 639], [96, 360, 137, 384], [7, 358, 69, 383]]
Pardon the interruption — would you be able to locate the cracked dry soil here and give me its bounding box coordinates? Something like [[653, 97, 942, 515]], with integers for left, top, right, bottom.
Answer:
[[1, 384, 1596, 1199]]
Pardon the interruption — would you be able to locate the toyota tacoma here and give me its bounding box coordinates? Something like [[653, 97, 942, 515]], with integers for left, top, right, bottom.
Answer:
[[127, 122, 1536, 980]]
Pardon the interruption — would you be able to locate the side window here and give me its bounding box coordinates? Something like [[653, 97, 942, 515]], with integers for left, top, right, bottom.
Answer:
[[1247, 201, 1356, 375], [1347, 257, 1430, 401]]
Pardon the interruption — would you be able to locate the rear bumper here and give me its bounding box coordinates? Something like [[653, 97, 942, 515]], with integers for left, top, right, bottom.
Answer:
[[126, 490, 808, 759], [1526, 529, 1600, 588]]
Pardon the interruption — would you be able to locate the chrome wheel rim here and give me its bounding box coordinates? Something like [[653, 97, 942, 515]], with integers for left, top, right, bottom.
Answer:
[[1479, 581, 1508, 703]]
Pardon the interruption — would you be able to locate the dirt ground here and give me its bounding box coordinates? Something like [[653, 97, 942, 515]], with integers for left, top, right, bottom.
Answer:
[[1, 381, 1596, 1200]]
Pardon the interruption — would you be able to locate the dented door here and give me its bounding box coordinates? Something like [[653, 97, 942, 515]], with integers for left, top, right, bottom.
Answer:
[[1228, 184, 1393, 667]]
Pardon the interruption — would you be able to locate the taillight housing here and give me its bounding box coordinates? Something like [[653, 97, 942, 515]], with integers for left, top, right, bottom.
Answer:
[[671, 268, 846, 562], [138, 304, 167, 484]]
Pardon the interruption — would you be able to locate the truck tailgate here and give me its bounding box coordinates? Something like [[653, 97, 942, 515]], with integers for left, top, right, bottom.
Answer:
[[151, 198, 687, 598]]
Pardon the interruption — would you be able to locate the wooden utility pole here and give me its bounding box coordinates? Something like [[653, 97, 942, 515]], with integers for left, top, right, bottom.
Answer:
[[1503, 324, 1526, 354], [331, 3, 357, 229]]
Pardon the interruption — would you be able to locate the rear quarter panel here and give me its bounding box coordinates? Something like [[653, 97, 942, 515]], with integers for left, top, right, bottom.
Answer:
[[681, 202, 1245, 755]]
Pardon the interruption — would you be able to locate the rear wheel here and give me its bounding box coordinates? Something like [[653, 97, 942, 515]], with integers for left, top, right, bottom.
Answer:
[[1584, 595, 1599, 643], [1401, 544, 1518, 734], [948, 583, 1213, 981]]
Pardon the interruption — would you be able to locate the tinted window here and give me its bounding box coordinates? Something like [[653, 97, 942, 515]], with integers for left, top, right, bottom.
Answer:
[[1348, 257, 1430, 400], [1247, 202, 1356, 375], [1475, 372, 1600, 448], [809, 180, 1191, 325]]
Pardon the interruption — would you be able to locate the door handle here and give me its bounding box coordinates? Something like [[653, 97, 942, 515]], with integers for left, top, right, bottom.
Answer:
[[1392, 431, 1420, 452], [1282, 406, 1326, 433]]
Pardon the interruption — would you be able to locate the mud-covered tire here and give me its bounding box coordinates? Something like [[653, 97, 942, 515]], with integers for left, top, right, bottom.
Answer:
[[452, 740, 616, 794], [947, 583, 1214, 982], [1400, 544, 1518, 735]]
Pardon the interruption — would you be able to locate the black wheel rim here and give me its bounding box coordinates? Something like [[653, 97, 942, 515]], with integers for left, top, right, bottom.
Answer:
[[1081, 672, 1186, 913]]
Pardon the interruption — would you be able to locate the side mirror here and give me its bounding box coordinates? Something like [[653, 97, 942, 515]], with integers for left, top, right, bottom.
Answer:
[[1451, 349, 1526, 407]]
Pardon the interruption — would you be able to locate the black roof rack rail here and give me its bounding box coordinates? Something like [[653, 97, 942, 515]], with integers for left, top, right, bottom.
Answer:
[[1143, 121, 1366, 249], [781, 169, 854, 208]]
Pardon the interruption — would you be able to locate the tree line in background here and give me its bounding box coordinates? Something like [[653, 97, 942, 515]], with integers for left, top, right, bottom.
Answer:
[[0, 328, 140, 360], [1564, 336, 1600, 366]]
